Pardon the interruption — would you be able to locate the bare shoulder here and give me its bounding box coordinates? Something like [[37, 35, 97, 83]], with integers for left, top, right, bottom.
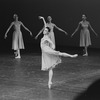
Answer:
[[19, 21, 22, 24], [52, 23, 55, 26], [11, 21, 14, 25]]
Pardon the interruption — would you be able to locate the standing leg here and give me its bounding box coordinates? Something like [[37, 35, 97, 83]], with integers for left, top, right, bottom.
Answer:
[[83, 46, 88, 56], [18, 49, 21, 57], [48, 68, 53, 89], [85, 46, 88, 56], [15, 49, 21, 58], [14, 50, 18, 57]]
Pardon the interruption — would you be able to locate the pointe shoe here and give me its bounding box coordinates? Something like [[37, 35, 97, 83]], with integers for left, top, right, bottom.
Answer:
[[48, 82, 52, 89]]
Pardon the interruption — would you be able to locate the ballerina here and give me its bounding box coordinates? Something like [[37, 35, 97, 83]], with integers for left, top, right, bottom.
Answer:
[[41, 27, 78, 89], [4, 14, 32, 58], [35, 16, 68, 49], [71, 14, 98, 56]]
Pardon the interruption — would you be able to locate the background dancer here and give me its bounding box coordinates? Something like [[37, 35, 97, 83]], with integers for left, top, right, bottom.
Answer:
[[4, 14, 32, 58], [35, 16, 68, 49], [71, 14, 98, 56]]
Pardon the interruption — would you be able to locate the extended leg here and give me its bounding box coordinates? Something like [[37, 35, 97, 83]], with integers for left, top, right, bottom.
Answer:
[[83, 46, 88, 56], [59, 52, 78, 58]]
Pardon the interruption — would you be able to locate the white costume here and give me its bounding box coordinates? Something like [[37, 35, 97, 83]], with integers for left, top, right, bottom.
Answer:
[[41, 35, 61, 71], [80, 21, 91, 47], [12, 21, 24, 50], [46, 23, 55, 48]]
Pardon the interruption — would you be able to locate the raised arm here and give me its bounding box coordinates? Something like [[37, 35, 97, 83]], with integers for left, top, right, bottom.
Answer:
[[4, 22, 13, 39], [54, 24, 68, 35], [35, 16, 47, 39], [39, 16, 47, 27], [71, 22, 80, 37], [89, 22, 98, 36], [21, 22, 32, 36]]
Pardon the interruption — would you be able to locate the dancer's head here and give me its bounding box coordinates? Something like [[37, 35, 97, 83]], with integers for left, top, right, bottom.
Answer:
[[82, 14, 87, 20], [13, 14, 18, 21], [43, 27, 50, 35], [47, 16, 52, 22]]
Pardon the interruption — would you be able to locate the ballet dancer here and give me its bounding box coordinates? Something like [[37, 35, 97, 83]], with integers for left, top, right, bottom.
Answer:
[[4, 14, 32, 58], [71, 14, 98, 56], [35, 16, 68, 49], [41, 27, 78, 89]]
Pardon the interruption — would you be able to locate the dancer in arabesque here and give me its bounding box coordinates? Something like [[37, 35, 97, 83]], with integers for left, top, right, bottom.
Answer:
[[4, 14, 32, 58], [40, 27, 78, 89], [35, 16, 68, 49], [71, 14, 98, 56]]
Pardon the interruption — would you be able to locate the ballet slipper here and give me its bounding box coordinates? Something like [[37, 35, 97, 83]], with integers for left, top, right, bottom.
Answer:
[[48, 81, 52, 89]]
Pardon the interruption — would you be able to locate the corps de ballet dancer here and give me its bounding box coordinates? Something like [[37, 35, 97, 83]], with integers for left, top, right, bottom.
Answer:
[[35, 16, 68, 49], [4, 14, 32, 58], [71, 14, 98, 56]]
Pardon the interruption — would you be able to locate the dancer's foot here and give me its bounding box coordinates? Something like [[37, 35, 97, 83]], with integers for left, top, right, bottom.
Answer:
[[48, 81, 52, 89], [83, 53, 88, 56], [14, 51, 18, 57], [71, 54, 78, 58], [15, 55, 21, 59]]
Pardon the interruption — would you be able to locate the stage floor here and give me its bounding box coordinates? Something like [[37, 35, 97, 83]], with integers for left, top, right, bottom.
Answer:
[[0, 51, 100, 100]]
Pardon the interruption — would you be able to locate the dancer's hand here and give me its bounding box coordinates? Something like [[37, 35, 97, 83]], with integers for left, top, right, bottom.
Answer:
[[71, 34, 74, 38], [65, 31, 68, 35], [4, 34, 7, 39], [30, 32, 33, 36], [35, 36, 38, 40], [95, 33, 98, 37], [39, 16, 44, 19]]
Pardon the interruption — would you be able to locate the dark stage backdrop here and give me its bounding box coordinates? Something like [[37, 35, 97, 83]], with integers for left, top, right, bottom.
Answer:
[[0, 0, 100, 52]]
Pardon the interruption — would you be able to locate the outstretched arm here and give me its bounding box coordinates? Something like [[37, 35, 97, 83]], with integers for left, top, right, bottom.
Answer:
[[35, 26, 45, 39], [71, 22, 80, 37], [21, 22, 32, 36], [4, 22, 13, 39], [54, 24, 68, 35], [89, 23, 98, 36]]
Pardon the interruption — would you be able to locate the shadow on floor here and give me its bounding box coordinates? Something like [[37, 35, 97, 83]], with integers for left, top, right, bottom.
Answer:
[[75, 79, 100, 100]]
